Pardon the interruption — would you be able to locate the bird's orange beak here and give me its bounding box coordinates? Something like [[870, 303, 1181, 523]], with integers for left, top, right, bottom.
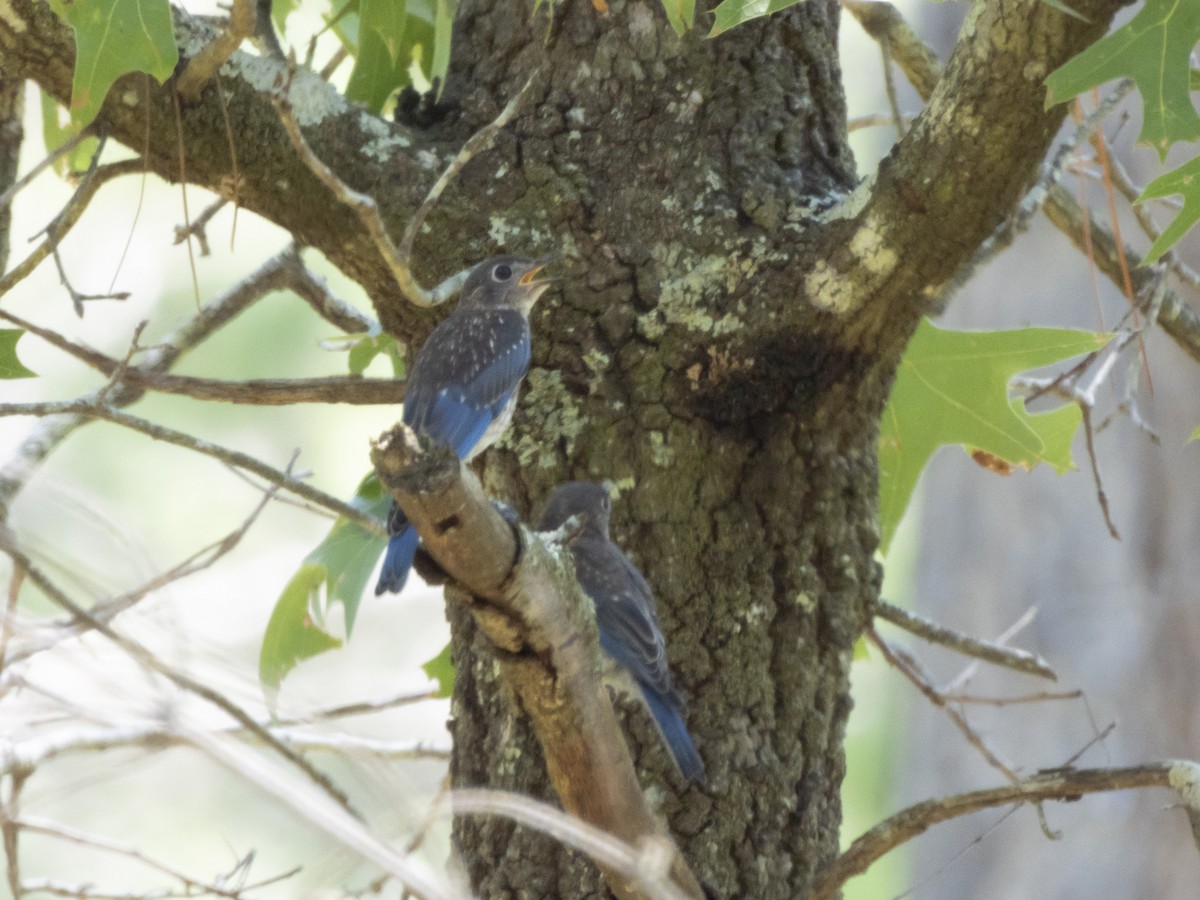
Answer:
[[518, 262, 550, 287]]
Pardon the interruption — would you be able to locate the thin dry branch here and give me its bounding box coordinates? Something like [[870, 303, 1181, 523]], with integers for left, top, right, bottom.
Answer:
[[176, 0, 258, 99], [5, 477, 282, 666], [273, 64, 539, 308], [0, 156, 143, 306], [370, 426, 704, 900], [873, 599, 1056, 680], [0, 245, 342, 522], [0, 398, 381, 531], [0, 535, 360, 821], [812, 760, 1200, 900], [842, 0, 941, 100], [12, 816, 297, 899], [0, 308, 403, 404], [867, 627, 1018, 782]]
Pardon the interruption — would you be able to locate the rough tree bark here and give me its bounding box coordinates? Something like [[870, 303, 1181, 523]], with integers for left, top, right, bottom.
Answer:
[[0, 0, 1128, 896]]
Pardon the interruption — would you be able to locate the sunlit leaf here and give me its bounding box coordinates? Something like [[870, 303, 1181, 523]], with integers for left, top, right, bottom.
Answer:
[[49, 0, 178, 127], [878, 320, 1110, 554], [1045, 0, 1200, 159], [0, 330, 37, 379], [660, 0, 695, 36], [259, 474, 390, 697], [361, 0, 408, 64], [259, 564, 343, 705], [708, 0, 804, 38], [1138, 154, 1200, 264], [421, 642, 454, 697], [39, 91, 100, 177]]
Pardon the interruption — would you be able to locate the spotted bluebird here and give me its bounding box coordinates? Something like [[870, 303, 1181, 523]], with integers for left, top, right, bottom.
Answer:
[[375, 256, 551, 595], [538, 482, 705, 783]]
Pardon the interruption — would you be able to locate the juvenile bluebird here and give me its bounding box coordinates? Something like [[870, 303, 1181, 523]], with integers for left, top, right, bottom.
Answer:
[[375, 256, 551, 595], [538, 481, 705, 783]]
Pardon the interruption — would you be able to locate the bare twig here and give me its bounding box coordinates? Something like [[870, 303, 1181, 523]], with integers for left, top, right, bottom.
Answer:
[[0, 536, 361, 822], [873, 599, 1056, 681], [395, 71, 541, 297], [0, 155, 143, 304], [13, 816, 297, 899], [842, 0, 941, 100], [177, 0, 258, 98], [0, 399, 381, 533], [0, 308, 403, 403], [186, 727, 465, 900], [812, 760, 1200, 900], [0, 246, 372, 523], [867, 627, 1018, 783], [941, 605, 1039, 695], [173, 197, 228, 255], [5, 477, 284, 666], [939, 689, 1083, 707], [274, 64, 539, 308]]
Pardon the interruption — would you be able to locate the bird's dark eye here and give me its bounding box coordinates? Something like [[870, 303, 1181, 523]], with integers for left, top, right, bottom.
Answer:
[[492, 264, 513, 282]]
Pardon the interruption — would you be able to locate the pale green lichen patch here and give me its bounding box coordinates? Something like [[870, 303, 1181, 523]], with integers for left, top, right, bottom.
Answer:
[[501, 369, 585, 468], [1, 0, 28, 32], [640, 251, 746, 338], [582, 347, 611, 393], [232, 54, 345, 127], [648, 430, 673, 467], [849, 217, 898, 278], [804, 260, 856, 313]]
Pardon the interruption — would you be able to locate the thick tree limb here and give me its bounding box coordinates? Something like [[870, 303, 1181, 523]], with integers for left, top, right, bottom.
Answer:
[[807, 0, 1127, 356], [812, 760, 1200, 900], [0, 0, 444, 334], [369, 426, 705, 900]]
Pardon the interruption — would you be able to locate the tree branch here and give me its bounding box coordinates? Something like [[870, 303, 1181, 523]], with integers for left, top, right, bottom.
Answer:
[[812, 760, 1200, 900], [805, 0, 1127, 357], [369, 426, 705, 900], [0, 399, 380, 532], [0, 534, 361, 822], [873, 599, 1057, 680]]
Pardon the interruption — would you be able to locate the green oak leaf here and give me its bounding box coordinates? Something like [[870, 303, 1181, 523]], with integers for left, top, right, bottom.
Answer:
[[361, 0, 408, 64], [708, 0, 805, 37], [259, 564, 343, 705], [0, 330, 37, 379], [1044, 0, 1200, 159], [1138, 154, 1200, 264], [346, 332, 405, 376], [50, 0, 178, 128], [878, 319, 1109, 554], [259, 473, 390, 697], [660, 0, 695, 36], [421, 642, 455, 697], [1189, 425, 1200, 443], [39, 91, 100, 177]]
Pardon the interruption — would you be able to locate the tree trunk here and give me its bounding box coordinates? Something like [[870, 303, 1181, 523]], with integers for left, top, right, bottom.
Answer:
[[441, 2, 874, 896]]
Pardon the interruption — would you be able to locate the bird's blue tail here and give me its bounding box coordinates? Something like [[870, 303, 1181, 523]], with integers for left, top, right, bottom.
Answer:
[[375, 524, 419, 595], [642, 689, 705, 784]]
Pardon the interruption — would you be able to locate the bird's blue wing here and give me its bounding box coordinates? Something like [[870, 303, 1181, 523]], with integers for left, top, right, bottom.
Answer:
[[403, 309, 531, 459]]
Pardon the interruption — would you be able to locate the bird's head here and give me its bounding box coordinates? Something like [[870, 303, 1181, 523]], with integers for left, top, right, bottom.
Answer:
[[459, 255, 554, 315], [537, 480, 613, 537]]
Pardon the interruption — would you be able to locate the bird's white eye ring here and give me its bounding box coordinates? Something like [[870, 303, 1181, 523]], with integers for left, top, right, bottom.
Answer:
[[492, 264, 513, 282]]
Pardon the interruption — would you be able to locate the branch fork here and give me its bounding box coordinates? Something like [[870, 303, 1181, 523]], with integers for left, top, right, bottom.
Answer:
[[369, 425, 705, 900]]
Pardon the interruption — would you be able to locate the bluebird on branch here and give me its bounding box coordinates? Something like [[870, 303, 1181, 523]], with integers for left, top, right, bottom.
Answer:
[[374, 256, 552, 595], [537, 482, 705, 783]]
